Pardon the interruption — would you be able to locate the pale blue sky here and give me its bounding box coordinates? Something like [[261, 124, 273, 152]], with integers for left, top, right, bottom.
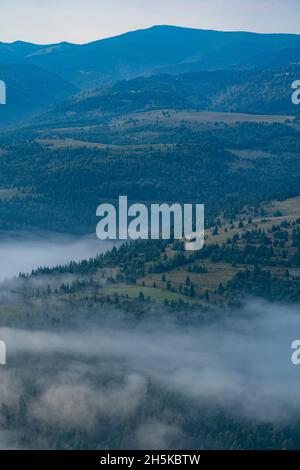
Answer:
[[1, 0, 300, 44]]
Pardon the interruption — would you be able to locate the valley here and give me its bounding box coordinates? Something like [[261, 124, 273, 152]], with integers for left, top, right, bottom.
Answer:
[[1, 22, 300, 451]]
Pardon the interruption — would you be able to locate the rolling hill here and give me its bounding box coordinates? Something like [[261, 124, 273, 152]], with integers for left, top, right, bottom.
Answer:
[[35, 67, 300, 128], [2, 26, 300, 89]]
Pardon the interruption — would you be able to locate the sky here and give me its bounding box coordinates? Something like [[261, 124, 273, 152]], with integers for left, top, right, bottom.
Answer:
[[1, 0, 300, 44]]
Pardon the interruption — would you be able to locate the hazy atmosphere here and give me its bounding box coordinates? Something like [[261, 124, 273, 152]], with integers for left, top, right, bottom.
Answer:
[[0, 233, 116, 280], [0, 299, 298, 449], [1, 0, 300, 457], [2, 0, 300, 43]]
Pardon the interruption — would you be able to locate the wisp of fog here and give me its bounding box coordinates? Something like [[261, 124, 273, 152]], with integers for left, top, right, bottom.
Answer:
[[0, 299, 299, 449]]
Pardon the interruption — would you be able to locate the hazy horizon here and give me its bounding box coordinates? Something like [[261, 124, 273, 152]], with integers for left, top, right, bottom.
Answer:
[[3, 23, 300, 47], [2, 0, 300, 44]]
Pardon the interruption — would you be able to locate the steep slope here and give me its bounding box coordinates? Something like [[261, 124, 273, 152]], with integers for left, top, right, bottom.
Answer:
[[0, 64, 77, 126]]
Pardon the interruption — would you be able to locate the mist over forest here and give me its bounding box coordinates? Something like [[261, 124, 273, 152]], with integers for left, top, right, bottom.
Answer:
[[0, 233, 117, 280], [0, 297, 299, 450], [1, 14, 300, 452]]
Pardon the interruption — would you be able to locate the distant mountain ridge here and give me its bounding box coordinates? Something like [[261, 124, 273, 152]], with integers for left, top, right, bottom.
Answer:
[[2, 25, 300, 127], [3, 25, 300, 89]]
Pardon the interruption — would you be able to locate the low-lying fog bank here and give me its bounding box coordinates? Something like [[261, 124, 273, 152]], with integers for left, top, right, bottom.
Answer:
[[0, 231, 118, 280], [0, 300, 298, 449]]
